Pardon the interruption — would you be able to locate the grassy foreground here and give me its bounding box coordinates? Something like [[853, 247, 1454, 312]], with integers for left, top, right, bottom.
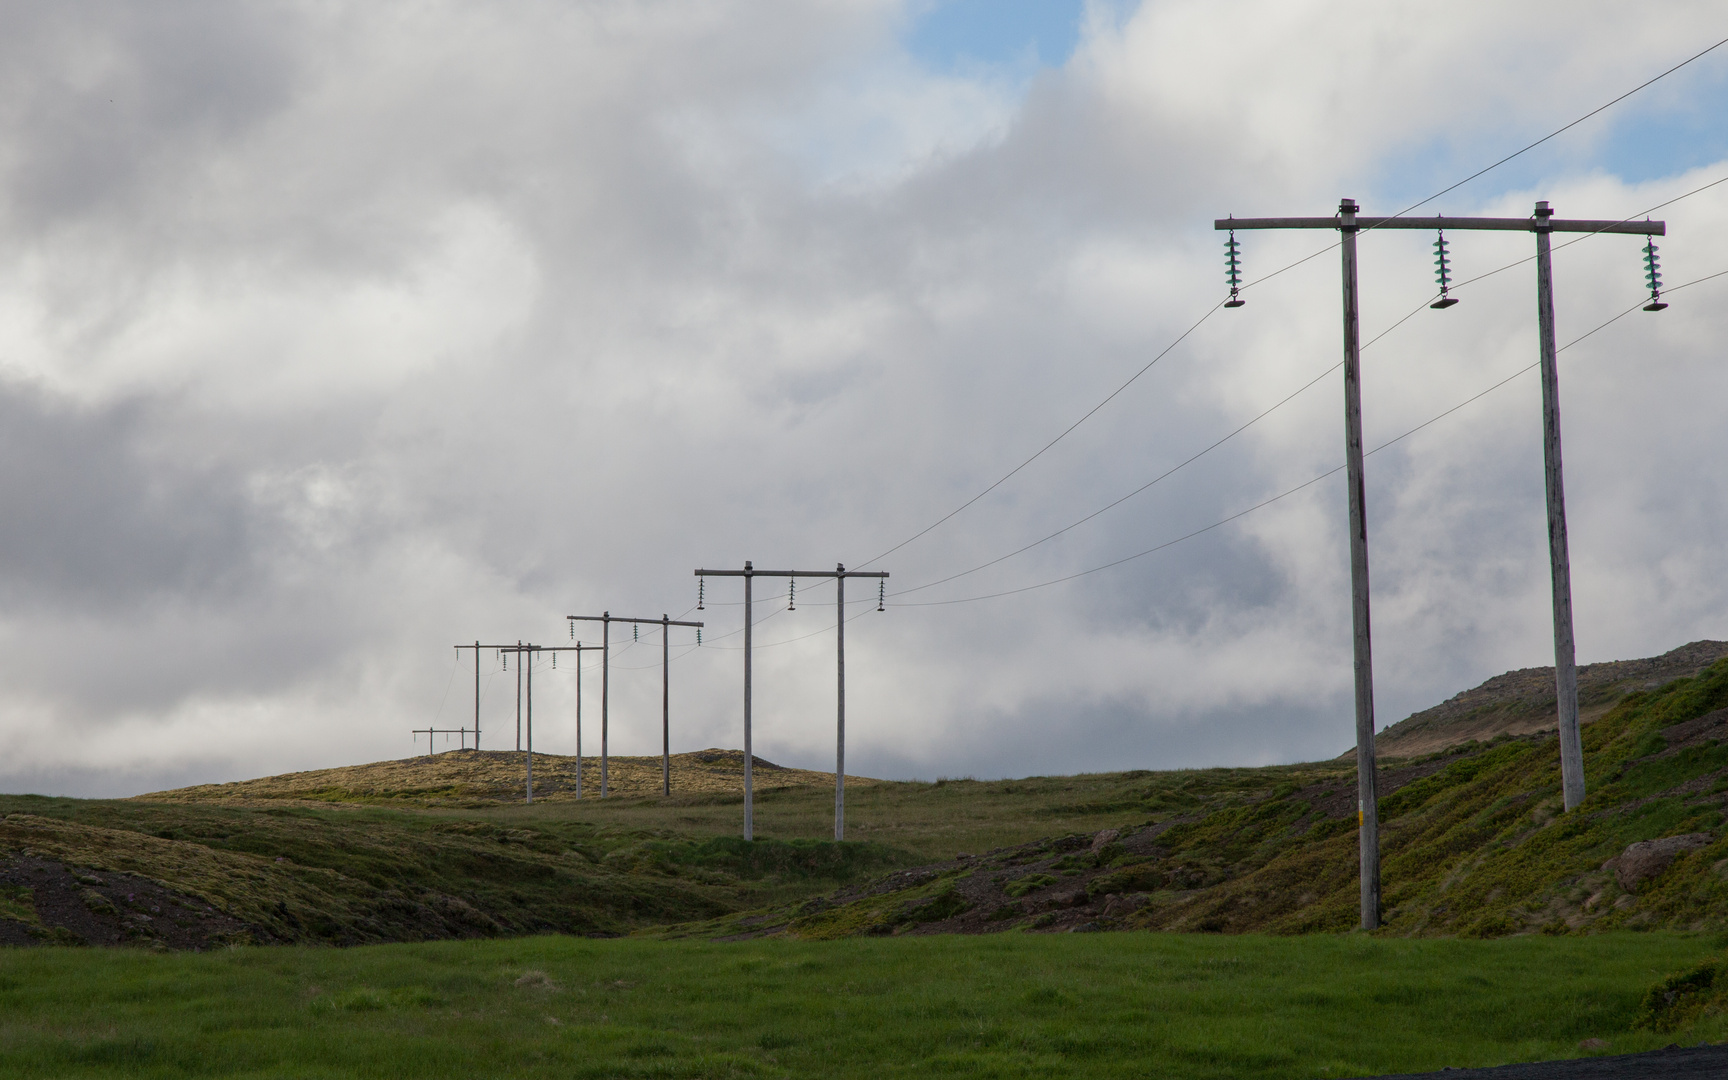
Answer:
[[0, 932, 1723, 1079]]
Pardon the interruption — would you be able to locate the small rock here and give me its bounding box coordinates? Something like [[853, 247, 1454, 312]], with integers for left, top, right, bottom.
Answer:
[[1047, 889, 1089, 909], [1101, 893, 1149, 919], [1602, 833, 1711, 892], [1090, 829, 1121, 854], [1578, 1038, 1609, 1051], [1068, 921, 1102, 933], [955, 853, 973, 860]]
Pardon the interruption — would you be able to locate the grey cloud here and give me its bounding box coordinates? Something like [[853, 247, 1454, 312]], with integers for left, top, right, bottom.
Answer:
[[0, 2, 301, 231], [0, 385, 252, 610]]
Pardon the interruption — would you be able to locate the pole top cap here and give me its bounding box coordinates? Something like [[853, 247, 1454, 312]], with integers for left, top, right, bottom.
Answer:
[[1339, 198, 1359, 214], [1534, 200, 1552, 217]]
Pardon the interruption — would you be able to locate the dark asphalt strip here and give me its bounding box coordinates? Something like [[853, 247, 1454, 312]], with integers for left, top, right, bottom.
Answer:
[[1351, 1043, 1728, 1079]]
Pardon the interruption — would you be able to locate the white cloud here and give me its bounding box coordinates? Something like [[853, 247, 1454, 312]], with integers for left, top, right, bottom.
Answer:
[[0, 0, 1724, 796]]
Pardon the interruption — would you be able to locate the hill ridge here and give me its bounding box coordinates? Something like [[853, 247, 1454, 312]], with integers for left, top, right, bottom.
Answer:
[[1376, 640, 1728, 758], [139, 747, 879, 806]]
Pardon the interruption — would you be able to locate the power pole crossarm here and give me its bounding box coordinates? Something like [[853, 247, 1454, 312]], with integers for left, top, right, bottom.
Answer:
[[693, 570, 888, 579], [1216, 216, 1663, 235]]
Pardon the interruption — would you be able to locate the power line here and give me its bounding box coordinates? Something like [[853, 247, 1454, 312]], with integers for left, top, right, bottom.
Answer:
[[847, 33, 1728, 574], [890, 266, 1726, 608], [1388, 33, 1728, 220], [886, 168, 1728, 600], [853, 301, 1225, 568]]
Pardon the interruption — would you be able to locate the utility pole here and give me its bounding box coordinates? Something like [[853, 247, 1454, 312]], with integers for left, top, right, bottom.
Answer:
[[566, 612, 703, 797], [692, 563, 888, 841], [495, 643, 588, 804], [1216, 200, 1665, 927], [566, 641, 603, 797], [455, 638, 560, 751], [451, 641, 485, 749]]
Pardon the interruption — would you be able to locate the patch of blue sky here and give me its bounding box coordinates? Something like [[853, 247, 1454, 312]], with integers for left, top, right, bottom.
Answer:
[[902, 0, 1091, 76], [1368, 59, 1728, 214]]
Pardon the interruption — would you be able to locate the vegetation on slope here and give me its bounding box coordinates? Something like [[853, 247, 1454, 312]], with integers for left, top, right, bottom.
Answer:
[[5, 655, 1728, 949], [684, 656, 1728, 940], [0, 799, 909, 947]]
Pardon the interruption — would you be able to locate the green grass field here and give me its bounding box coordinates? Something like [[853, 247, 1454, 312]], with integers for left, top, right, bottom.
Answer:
[[0, 931, 1720, 1079]]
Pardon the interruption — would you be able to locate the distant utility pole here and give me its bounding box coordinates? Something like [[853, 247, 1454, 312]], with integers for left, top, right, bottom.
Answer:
[[410, 726, 473, 755], [496, 643, 587, 804], [566, 641, 603, 798], [692, 562, 888, 842], [566, 612, 704, 797], [1217, 199, 1666, 929], [451, 640, 497, 750], [454, 639, 553, 751]]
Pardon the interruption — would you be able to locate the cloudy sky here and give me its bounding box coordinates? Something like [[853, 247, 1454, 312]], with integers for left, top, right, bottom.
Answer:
[[2, 1, 1726, 798]]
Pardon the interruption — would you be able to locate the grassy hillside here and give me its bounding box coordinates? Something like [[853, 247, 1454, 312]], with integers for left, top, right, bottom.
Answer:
[[680, 655, 1728, 941], [5, 656, 1728, 950], [0, 797, 915, 947]]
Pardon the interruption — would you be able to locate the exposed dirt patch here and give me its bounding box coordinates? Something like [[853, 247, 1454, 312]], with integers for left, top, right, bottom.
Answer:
[[0, 854, 261, 950]]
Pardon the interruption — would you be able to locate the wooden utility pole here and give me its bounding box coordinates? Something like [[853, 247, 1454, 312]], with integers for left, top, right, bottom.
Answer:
[[566, 641, 603, 798], [496, 643, 590, 803], [454, 638, 558, 751], [566, 612, 703, 797], [1216, 200, 1665, 925], [692, 563, 888, 841], [451, 641, 486, 749], [1532, 201, 1588, 810]]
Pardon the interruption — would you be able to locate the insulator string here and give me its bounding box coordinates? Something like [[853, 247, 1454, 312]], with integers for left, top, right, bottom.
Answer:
[[1643, 233, 1668, 311], [1430, 227, 1458, 310], [1223, 225, 1244, 308]]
